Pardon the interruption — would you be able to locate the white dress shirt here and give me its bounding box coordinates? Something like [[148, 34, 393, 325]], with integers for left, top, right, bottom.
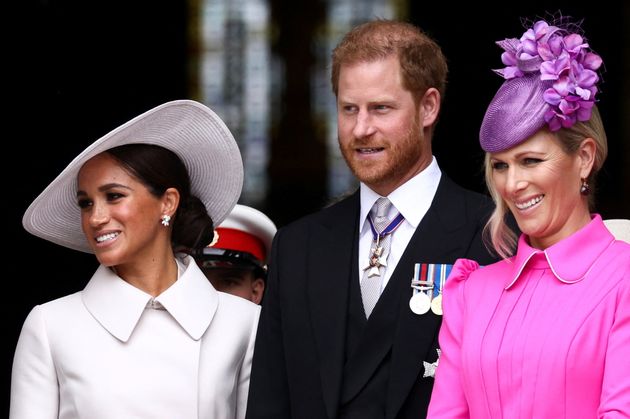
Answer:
[[358, 156, 441, 292], [10, 255, 260, 419]]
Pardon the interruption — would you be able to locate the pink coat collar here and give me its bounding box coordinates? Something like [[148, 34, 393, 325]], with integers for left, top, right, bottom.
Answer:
[[505, 214, 615, 289]]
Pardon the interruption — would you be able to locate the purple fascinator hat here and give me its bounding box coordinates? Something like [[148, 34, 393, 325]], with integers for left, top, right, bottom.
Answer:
[[480, 19, 603, 152]]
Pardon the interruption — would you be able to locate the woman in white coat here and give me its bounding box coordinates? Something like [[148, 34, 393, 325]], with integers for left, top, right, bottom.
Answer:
[[11, 100, 260, 419]]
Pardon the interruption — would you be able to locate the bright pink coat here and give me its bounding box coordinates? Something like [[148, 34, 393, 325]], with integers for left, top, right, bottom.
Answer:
[[428, 214, 630, 418]]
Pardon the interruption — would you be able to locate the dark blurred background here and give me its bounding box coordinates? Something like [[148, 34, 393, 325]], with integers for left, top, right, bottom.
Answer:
[[5, 0, 629, 415]]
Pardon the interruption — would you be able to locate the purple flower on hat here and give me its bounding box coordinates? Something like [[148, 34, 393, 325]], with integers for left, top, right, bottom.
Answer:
[[493, 19, 603, 132], [520, 20, 552, 57]]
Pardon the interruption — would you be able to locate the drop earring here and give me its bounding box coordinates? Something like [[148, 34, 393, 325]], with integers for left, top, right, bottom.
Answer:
[[161, 214, 171, 227], [580, 178, 590, 196]]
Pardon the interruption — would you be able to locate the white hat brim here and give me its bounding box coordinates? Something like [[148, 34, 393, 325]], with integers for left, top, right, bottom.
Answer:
[[23, 99, 243, 253]]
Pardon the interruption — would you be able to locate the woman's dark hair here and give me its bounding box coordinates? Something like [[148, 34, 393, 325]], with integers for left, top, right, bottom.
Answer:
[[106, 144, 214, 249]]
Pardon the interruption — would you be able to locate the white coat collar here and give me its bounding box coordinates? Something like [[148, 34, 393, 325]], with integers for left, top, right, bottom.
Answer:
[[82, 255, 218, 342]]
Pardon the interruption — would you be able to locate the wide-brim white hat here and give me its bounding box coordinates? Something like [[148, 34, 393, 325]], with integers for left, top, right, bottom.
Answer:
[[23, 99, 243, 253]]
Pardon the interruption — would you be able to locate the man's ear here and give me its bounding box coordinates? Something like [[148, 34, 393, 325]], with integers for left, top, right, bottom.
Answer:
[[419, 87, 440, 128], [251, 278, 265, 305]]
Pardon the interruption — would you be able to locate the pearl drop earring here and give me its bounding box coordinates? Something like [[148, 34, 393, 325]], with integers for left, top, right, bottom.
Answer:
[[580, 178, 590, 196]]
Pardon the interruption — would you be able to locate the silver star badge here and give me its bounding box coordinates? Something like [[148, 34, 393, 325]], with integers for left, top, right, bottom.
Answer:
[[422, 348, 441, 378], [364, 266, 378, 277], [363, 246, 388, 277]]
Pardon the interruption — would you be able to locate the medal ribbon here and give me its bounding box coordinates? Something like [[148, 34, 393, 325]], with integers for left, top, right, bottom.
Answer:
[[411, 263, 434, 294], [433, 264, 453, 298], [409, 263, 456, 315], [367, 212, 405, 242], [410, 263, 455, 297]]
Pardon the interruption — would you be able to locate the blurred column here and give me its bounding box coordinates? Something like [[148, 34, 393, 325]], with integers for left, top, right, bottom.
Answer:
[[190, 0, 272, 206], [266, 0, 327, 226]]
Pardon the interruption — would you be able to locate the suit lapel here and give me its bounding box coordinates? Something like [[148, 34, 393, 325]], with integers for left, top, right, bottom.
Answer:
[[385, 210, 446, 419], [386, 176, 477, 419], [307, 193, 359, 419]]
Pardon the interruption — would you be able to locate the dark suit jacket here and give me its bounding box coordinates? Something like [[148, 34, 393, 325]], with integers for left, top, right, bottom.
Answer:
[[246, 175, 498, 419]]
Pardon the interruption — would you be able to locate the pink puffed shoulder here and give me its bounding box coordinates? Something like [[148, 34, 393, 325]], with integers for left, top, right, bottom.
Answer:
[[449, 258, 480, 283]]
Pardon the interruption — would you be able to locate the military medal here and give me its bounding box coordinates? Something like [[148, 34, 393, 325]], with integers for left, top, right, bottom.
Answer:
[[409, 263, 434, 315], [364, 242, 388, 277], [362, 211, 405, 278], [409, 291, 431, 314], [410, 263, 454, 316], [430, 294, 443, 315], [430, 264, 451, 315]]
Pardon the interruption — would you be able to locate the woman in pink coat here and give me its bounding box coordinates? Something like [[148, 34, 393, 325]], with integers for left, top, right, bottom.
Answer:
[[427, 16, 630, 418]]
